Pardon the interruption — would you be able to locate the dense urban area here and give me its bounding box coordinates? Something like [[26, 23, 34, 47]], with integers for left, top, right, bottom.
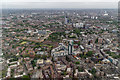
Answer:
[[1, 9, 120, 79]]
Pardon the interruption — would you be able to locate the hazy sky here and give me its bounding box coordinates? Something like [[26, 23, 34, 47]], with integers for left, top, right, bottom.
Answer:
[[1, 0, 119, 2], [1, 0, 119, 9]]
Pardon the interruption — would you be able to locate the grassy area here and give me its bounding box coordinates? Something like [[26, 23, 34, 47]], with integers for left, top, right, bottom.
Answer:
[[20, 41, 27, 45], [47, 32, 65, 42], [79, 51, 94, 58]]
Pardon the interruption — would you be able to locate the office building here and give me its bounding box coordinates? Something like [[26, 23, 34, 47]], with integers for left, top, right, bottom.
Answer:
[[68, 40, 73, 55]]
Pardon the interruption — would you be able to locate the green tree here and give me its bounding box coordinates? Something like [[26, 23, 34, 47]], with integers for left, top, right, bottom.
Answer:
[[75, 62, 80, 64], [95, 38, 98, 43], [87, 51, 94, 57]]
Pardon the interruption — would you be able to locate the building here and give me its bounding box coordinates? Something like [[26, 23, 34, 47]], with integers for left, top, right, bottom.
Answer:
[[118, 1, 120, 22], [103, 11, 109, 16], [73, 23, 84, 28], [37, 59, 44, 66], [65, 16, 68, 24], [68, 40, 73, 55], [51, 43, 68, 57]]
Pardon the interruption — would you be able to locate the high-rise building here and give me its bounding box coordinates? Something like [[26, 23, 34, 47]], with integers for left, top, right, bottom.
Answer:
[[118, 1, 120, 46], [118, 1, 120, 22], [68, 40, 73, 55], [65, 16, 68, 24]]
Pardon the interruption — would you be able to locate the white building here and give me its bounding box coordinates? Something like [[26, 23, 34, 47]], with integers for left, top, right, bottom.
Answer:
[[51, 43, 68, 57], [74, 23, 84, 28]]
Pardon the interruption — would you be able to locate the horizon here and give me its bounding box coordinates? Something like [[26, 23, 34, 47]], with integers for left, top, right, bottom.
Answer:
[[1, 2, 118, 9], [1, 8, 118, 10]]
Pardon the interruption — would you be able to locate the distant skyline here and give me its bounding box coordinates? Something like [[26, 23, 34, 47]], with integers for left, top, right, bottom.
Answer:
[[1, 0, 119, 9]]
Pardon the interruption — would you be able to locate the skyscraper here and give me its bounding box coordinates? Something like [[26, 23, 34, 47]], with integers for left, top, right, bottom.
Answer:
[[65, 16, 68, 24], [118, 1, 120, 23], [118, 1, 120, 45], [68, 40, 73, 55]]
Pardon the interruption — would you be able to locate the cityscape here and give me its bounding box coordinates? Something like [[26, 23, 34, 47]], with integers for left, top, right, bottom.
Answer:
[[1, 1, 120, 80]]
